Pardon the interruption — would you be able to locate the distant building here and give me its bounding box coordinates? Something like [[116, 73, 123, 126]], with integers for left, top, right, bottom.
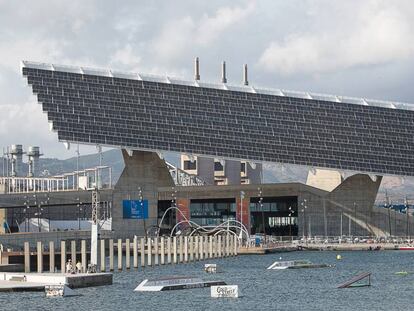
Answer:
[[181, 155, 262, 185]]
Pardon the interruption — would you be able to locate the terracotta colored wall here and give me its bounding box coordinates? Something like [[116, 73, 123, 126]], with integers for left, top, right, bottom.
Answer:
[[176, 198, 190, 229]]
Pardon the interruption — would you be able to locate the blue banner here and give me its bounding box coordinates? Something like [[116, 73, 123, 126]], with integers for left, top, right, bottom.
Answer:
[[123, 200, 149, 219]]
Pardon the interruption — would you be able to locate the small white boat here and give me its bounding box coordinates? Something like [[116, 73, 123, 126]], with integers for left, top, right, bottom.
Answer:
[[134, 276, 226, 292], [45, 284, 77, 297], [267, 260, 330, 270]]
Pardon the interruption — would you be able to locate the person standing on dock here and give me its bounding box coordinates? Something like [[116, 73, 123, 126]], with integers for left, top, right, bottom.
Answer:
[[76, 261, 82, 273], [66, 260, 73, 274]]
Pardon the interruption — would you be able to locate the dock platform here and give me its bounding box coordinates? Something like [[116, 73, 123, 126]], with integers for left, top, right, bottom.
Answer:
[[0, 272, 112, 292]]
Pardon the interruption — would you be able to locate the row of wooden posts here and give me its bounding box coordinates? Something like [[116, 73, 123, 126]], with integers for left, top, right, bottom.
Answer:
[[24, 234, 239, 273]]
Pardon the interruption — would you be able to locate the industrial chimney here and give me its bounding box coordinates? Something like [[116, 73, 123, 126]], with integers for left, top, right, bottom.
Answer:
[[27, 146, 42, 177], [243, 64, 248, 86], [221, 61, 227, 84], [9, 144, 24, 177], [194, 57, 200, 81]]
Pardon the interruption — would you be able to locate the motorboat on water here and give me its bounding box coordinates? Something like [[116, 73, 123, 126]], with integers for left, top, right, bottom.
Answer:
[[134, 276, 226, 292], [45, 284, 77, 297], [399, 246, 414, 250], [267, 260, 331, 270]]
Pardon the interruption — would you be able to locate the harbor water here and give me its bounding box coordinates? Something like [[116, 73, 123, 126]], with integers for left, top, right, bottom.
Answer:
[[1, 251, 413, 311]]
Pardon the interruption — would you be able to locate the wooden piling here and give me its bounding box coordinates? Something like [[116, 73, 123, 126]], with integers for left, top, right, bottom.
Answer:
[[147, 237, 152, 266], [179, 236, 183, 263], [184, 236, 188, 263], [71, 240, 76, 264], [209, 236, 213, 258], [24, 242, 30, 273], [167, 237, 172, 264], [160, 237, 165, 265], [49, 241, 55, 272], [173, 237, 177, 264], [109, 239, 114, 271], [125, 238, 130, 269], [154, 238, 159, 266], [37, 241, 43, 273], [194, 236, 199, 261], [117, 239, 122, 271], [140, 238, 145, 267], [133, 236, 138, 269], [218, 236, 222, 258], [60, 241, 66, 273], [100, 239, 106, 272], [81, 240, 87, 273], [199, 236, 204, 260], [189, 236, 194, 262]]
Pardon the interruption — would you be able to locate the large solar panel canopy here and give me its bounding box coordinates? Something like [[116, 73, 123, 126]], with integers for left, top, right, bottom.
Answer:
[[22, 61, 414, 177]]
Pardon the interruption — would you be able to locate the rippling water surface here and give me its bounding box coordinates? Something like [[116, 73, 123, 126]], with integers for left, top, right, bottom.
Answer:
[[2, 251, 414, 311]]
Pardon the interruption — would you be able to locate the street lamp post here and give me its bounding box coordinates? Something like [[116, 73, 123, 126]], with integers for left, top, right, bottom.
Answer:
[[300, 199, 307, 240]]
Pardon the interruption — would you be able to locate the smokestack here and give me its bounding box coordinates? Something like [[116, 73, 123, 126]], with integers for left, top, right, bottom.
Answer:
[[221, 61, 227, 84], [194, 57, 200, 81], [27, 146, 42, 177], [10, 144, 24, 177], [243, 64, 248, 86]]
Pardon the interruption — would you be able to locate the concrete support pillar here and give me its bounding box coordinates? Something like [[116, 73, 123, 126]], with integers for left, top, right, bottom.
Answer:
[[71, 241, 76, 264], [184, 236, 188, 263], [24, 242, 30, 273], [160, 237, 165, 265], [37, 241, 43, 273], [189, 236, 194, 262], [147, 237, 152, 266], [178, 236, 183, 263], [49, 241, 55, 272], [173, 237, 177, 264], [229, 235, 233, 256], [100, 240, 106, 272], [209, 236, 213, 258], [133, 236, 138, 269], [125, 239, 130, 269], [199, 236, 204, 260], [154, 238, 159, 266], [109, 239, 114, 271], [81, 240, 86, 273], [218, 236, 222, 258], [117, 239, 122, 271], [60, 241, 66, 273], [167, 237, 172, 264], [140, 238, 145, 267]]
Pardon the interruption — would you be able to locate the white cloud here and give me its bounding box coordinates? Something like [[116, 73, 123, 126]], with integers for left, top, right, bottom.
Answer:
[[151, 2, 256, 61], [110, 44, 142, 71], [258, 1, 414, 75]]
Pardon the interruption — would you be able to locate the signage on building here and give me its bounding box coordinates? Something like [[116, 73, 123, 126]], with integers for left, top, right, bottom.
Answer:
[[123, 200, 148, 219]]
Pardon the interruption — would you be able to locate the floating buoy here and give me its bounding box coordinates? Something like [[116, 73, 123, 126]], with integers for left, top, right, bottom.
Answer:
[[336, 254, 342, 260]]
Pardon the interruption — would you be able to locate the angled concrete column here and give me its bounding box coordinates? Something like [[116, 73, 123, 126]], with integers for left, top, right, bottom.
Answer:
[[140, 238, 145, 267], [154, 238, 159, 266], [112, 150, 174, 238], [133, 236, 138, 269], [37, 241, 43, 273], [109, 239, 114, 271], [147, 237, 152, 266], [60, 241, 66, 273], [184, 236, 188, 263], [173, 237, 177, 264], [49, 241, 55, 272], [160, 237, 165, 265], [189, 236, 194, 262], [167, 237, 172, 264], [71, 241, 76, 264], [24, 242, 30, 273], [81, 240, 87, 273], [125, 239, 130, 269], [117, 239, 122, 271], [100, 240, 106, 272]]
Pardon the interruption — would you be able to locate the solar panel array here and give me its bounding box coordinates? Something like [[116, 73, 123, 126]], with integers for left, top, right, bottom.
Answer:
[[22, 64, 414, 176]]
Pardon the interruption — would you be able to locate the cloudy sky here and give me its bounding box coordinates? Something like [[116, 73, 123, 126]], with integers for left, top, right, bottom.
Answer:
[[1, 0, 414, 159]]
